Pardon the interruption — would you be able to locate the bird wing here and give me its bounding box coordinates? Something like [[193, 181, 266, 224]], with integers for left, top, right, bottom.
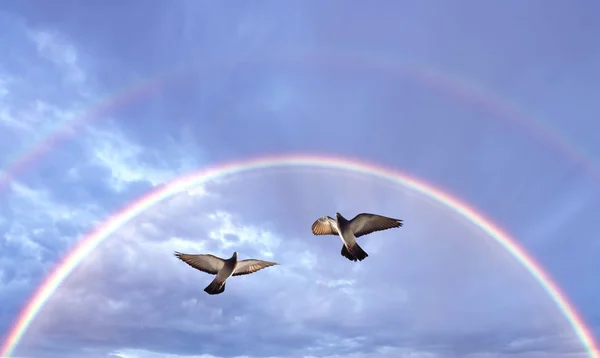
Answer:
[[311, 216, 339, 236], [232, 259, 278, 276], [348, 213, 403, 238], [174, 251, 225, 274]]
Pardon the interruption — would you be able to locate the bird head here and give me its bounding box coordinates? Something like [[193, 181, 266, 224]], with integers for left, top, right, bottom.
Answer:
[[232, 251, 238, 259], [335, 212, 342, 219]]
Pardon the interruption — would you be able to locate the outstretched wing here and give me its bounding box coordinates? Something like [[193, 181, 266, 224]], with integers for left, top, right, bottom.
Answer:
[[232, 259, 278, 276], [174, 251, 225, 275], [348, 213, 403, 238], [311, 216, 339, 236]]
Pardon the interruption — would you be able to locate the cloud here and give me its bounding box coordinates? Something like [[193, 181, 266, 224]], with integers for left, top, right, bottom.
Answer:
[[11, 173, 583, 358], [1, 3, 599, 358], [28, 29, 87, 86], [82, 121, 205, 191], [0, 16, 202, 345]]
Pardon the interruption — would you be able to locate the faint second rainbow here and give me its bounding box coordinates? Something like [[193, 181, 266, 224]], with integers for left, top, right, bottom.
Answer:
[[0, 74, 164, 193], [0, 154, 598, 357], [2, 49, 600, 195]]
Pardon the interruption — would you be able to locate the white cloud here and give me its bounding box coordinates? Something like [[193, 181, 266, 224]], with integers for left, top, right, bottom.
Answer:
[[0, 50, 585, 355], [108, 350, 234, 358], [85, 127, 171, 188], [21, 179, 381, 349], [1, 182, 101, 268], [11, 171, 583, 358], [0, 72, 82, 138], [0, 25, 92, 168], [83, 124, 205, 192], [8, 181, 101, 224], [206, 210, 281, 258], [0, 74, 9, 98], [28, 29, 87, 86]]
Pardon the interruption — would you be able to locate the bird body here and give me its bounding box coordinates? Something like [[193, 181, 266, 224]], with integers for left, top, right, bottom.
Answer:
[[334, 213, 366, 260], [311, 212, 403, 261], [174, 251, 278, 295]]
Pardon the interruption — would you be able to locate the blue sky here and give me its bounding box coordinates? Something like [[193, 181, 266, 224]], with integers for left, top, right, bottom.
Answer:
[[1, 1, 599, 357]]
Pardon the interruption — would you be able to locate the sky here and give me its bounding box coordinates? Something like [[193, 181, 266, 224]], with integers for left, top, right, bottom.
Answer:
[[1, 1, 599, 357]]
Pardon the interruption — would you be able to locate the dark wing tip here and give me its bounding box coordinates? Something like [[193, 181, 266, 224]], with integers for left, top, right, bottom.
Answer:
[[383, 217, 403, 228]]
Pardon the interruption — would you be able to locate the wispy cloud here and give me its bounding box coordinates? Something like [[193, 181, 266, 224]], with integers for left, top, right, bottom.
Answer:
[[11, 175, 585, 358], [1, 2, 599, 358], [28, 29, 87, 86]]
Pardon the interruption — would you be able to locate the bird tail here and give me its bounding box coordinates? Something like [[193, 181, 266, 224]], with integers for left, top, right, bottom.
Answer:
[[204, 279, 226, 295], [341, 243, 368, 262]]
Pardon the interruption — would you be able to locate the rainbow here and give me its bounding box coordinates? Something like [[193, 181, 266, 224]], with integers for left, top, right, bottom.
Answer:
[[0, 75, 163, 193], [1, 154, 598, 357], [2, 49, 600, 196]]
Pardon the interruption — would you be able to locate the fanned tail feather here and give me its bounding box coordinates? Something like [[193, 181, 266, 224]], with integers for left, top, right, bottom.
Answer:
[[341, 245, 357, 261], [341, 244, 368, 262], [204, 279, 226, 295]]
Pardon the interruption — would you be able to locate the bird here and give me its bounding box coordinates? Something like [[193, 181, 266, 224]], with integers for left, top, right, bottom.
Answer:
[[173, 251, 278, 295], [311, 212, 403, 262]]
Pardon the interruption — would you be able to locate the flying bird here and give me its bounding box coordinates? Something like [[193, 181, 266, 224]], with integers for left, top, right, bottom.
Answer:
[[311, 212, 403, 262], [174, 251, 278, 295]]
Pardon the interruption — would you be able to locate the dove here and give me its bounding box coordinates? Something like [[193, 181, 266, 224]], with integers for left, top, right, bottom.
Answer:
[[174, 251, 278, 295], [311, 212, 403, 262]]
